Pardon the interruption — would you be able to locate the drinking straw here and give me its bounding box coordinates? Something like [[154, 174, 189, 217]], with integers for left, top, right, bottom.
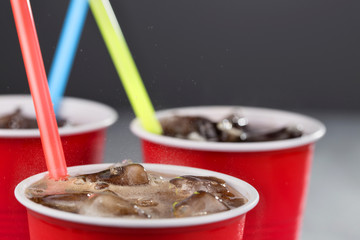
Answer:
[[10, 0, 67, 180], [48, 0, 88, 114], [89, 0, 162, 134]]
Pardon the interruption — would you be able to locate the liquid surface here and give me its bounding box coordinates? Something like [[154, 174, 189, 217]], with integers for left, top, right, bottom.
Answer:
[[26, 162, 247, 219], [161, 112, 303, 142]]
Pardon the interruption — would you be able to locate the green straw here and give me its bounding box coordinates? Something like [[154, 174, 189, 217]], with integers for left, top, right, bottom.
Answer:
[[89, 0, 162, 134]]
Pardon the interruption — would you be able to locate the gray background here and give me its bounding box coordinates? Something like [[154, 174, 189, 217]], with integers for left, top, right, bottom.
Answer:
[[2, 0, 360, 111], [2, 0, 359, 239]]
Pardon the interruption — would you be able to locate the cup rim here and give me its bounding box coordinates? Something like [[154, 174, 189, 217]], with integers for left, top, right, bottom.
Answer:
[[15, 163, 259, 228], [0, 94, 118, 138], [130, 105, 326, 152]]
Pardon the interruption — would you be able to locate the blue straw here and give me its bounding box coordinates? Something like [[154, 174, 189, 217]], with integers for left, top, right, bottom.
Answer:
[[48, 0, 88, 114]]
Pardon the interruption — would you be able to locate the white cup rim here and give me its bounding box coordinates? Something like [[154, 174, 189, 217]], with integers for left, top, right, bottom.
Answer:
[[15, 163, 259, 228], [130, 105, 326, 152], [0, 95, 118, 138]]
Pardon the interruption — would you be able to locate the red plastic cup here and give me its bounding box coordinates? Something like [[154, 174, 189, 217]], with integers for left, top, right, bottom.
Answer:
[[15, 163, 259, 240], [130, 106, 326, 240], [0, 95, 117, 239]]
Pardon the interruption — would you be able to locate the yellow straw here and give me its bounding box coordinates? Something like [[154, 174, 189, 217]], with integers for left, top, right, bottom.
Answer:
[[89, 0, 162, 134]]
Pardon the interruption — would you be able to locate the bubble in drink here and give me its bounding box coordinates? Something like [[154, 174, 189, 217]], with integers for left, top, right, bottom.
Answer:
[[26, 162, 247, 219]]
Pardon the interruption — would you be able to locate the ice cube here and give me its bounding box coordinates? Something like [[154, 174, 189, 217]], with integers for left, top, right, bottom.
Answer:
[[94, 182, 109, 190], [194, 117, 219, 141], [246, 125, 303, 142], [79, 192, 149, 218], [160, 116, 197, 137], [83, 163, 149, 186], [161, 116, 220, 141], [0, 108, 66, 129], [222, 197, 247, 208], [217, 113, 249, 142], [173, 191, 229, 218], [30, 192, 92, 213], [170, 175, 231, 198], [0, 108, 37, 129]]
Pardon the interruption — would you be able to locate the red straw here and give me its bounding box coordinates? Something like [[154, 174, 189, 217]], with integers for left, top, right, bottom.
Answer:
[[10, 0, 67, 179]]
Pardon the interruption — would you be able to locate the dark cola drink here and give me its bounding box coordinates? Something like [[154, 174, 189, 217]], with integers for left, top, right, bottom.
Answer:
[[160, 112, 303, 142], [26, 162, 247, 219], [0, 108, 67, 129]]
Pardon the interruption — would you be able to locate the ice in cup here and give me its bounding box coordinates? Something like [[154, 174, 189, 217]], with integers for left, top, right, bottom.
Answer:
[[26, 162, 248, 218], [130, 106, 326, 240], [0, 95, 117, 239], [0, 108, 68, 129], [160, 110, 303, 142], [15, 163, 259, 240]]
